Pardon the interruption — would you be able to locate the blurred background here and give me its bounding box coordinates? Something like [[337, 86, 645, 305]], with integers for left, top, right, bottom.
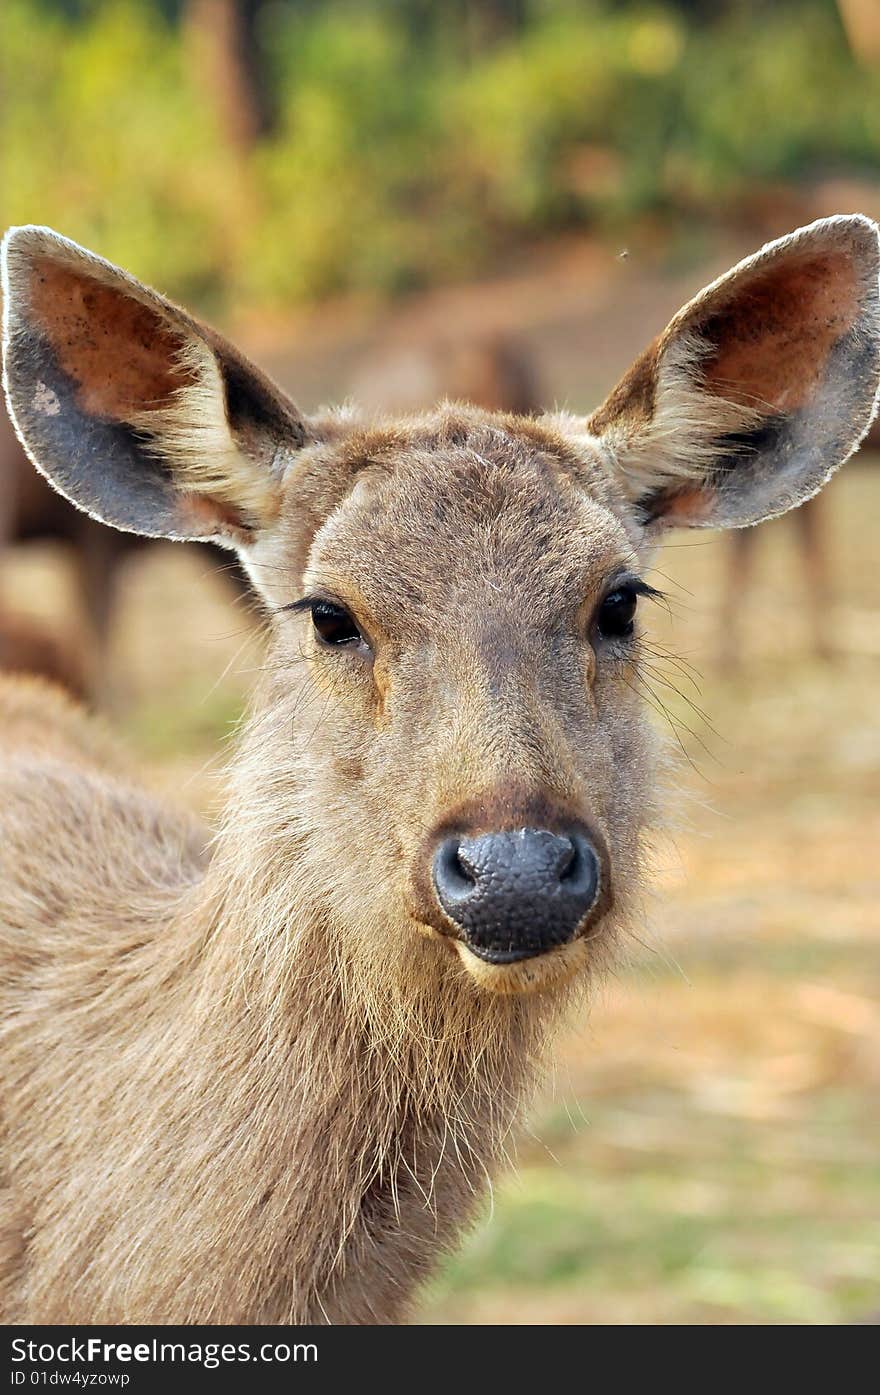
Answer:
[[2, 0, 879, 1323]]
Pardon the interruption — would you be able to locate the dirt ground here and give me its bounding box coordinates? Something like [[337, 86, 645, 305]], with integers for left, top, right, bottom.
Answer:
[[2, 232, 878, 1324]]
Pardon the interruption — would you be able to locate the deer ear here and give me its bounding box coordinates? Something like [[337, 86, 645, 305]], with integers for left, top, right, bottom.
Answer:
[[2, 226, 306, 546], [588, 215, 880, 530]]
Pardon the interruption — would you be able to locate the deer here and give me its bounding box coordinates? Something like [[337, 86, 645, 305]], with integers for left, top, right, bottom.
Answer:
[[718, 492, 833, 670], [1, 216, 877, 1325], [0, 403, 133, 698], [350, 330, 543, 419], [0, 608, 87, 700], [0, 400, 253, 701]]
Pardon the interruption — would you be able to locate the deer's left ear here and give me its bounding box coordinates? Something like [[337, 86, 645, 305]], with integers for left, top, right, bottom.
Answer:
[[2, 226, 306, 547], [588, 215, 880, 530]]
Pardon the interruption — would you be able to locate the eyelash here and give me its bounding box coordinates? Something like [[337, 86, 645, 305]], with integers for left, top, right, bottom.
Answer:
[[281, 595, 371, 654], [593, 575, 661, 642], [281, 575, 662, 653]]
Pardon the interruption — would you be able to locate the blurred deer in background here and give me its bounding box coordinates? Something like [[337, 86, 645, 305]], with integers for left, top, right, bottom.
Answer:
[[0, 401, 253, 700], [719, 493, 832, 670], [0, 608, 87, 700], [434, 334, 542, 416], [350, 330, 542, 419], [718, 406, 880, 671], [0, 404, 137, 693], [1, 217, 877, 1323]]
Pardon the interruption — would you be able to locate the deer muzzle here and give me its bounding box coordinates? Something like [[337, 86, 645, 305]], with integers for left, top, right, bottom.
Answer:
[[432, 826, 603, 962]]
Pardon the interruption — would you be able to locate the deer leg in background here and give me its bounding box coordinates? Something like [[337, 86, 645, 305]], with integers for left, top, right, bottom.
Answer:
[[0, 417, 87, 697], [70, 520, 131, 704], [0, 414, 21, 587], [719, 527, 759, 673], [795, 494, 834, 661]]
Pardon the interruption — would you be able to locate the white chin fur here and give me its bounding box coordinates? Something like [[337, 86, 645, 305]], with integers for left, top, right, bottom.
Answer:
[[452, 937, 590, 995]]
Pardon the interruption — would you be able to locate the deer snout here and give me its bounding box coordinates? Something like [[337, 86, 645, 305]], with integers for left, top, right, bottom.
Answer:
[[432, 828, 601, 962]]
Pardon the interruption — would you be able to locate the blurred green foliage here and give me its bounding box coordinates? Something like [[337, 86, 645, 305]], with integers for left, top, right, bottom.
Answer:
[[3, 0, 878, 312]]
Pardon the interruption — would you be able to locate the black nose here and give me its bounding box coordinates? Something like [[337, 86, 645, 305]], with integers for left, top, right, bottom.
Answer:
[[432, 828, 601, 962]]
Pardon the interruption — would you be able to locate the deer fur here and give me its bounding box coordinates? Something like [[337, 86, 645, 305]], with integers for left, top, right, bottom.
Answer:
[[1, 216, 878, 1324]]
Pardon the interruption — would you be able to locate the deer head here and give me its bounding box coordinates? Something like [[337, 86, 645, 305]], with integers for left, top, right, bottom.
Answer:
[[4, 218, 878, 999]]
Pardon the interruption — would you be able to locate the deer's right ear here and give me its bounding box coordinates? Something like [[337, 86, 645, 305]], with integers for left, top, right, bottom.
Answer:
[[1, 226, 307, 546], [588, 215, 880, 531]]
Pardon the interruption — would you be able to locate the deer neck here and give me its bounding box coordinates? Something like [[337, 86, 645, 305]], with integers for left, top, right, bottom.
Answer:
[[141, 730, 552, 1324]]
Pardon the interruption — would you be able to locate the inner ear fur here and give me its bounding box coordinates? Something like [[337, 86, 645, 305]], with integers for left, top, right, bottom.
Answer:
[[588, 215, 880, 529], [2, 226, 306, 543]]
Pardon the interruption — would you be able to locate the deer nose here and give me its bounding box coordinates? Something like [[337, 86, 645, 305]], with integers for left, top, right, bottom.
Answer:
[[432, 828, 600, 962]]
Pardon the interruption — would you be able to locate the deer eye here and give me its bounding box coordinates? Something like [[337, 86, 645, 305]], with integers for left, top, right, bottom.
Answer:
[[596, 583, 638, 639], [311, 600, 364, 648]]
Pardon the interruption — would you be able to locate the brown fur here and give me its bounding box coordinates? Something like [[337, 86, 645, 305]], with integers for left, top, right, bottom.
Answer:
[[28, 260, 194, 421], [1, 218, 878, 1323]]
